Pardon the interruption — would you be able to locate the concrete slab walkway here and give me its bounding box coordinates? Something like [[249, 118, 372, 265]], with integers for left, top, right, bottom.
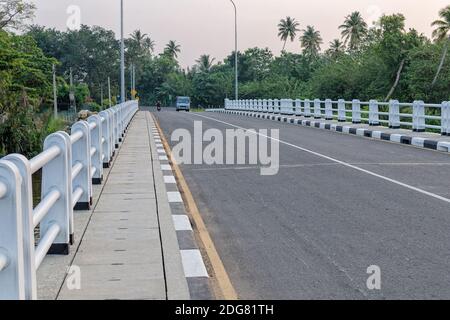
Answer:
[[37, 111, 189, 300]]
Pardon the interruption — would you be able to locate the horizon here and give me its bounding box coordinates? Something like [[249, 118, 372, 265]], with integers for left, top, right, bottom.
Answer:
[[30, 0, 450, 68]]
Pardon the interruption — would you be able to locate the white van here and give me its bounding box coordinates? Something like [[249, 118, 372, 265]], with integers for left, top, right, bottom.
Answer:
[[176, 96, 191, 112]]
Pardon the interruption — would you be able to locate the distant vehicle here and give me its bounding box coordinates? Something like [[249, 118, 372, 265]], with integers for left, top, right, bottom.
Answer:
[[176, 96, 191, 112]]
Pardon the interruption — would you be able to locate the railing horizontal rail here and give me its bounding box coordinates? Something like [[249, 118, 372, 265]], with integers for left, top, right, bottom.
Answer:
[[0, 182, 7, 199], [0, 253, 8, 272], [35, 223, 60, 269], [0, 100, 139, 299], [33, 190, 61, 228], [30, 146, 60, 174], [225, 98, 450, 135]]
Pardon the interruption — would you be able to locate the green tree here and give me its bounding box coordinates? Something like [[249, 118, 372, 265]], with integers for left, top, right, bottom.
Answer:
[[0, 0, 35, 30], [195, 54, 216, 73], [326, 39, 346, 60], [0, 31, 56, 156], [164, 40, 181, 59], [339, 11, 368, 51], [431, 5, 450, 87], [300, 25, 323, 58], [278, 17, 300, 51]]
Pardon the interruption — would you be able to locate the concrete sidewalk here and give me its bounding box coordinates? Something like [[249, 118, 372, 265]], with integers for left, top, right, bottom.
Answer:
[[37, 111, 189, 300]]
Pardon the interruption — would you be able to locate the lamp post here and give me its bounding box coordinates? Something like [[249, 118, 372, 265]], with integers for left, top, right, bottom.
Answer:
[[120, 0, 125, 103], [229, 0, 238, 100]]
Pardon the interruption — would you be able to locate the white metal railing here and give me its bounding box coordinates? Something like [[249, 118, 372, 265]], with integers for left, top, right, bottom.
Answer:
[[0, 101, 138, 300], [224, 98, 450, 135]]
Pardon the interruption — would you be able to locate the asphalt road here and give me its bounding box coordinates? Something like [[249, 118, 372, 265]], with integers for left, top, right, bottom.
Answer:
[[152, 108, 450, 299]]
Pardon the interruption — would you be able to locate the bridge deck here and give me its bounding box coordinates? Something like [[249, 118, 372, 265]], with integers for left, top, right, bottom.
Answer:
[[37, 111, 189, 300]]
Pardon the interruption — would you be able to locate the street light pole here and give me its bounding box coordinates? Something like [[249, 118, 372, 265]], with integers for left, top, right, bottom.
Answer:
[[120, 0, 125, 103], [229, 0, 238, 100]]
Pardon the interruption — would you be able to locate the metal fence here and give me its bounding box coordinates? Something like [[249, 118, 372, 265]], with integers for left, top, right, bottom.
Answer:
[[0, 101, 138, 300], [224, 98, 450, 135]]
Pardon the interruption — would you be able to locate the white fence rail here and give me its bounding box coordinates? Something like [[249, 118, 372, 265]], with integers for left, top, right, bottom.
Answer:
[[0, 101, 138, 300], [224, 98, 450, 135]]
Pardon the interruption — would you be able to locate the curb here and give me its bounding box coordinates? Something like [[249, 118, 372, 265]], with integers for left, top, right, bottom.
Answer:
[[148, 113, 213, 300], [145, 112, 192, 300], [212, 110, 450, 154]]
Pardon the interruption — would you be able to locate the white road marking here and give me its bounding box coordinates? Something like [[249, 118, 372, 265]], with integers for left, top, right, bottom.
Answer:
[[189, 113, 450, 205], [161, 164, 172, 171], [164, 175, 176, 183], [167, 191, 183, 203], [157, 148, 166, 154], [156, 143, 164, 148], [180, 250, 209, 278], [159, 155, 168, 161], [172, 215, 193, 231]]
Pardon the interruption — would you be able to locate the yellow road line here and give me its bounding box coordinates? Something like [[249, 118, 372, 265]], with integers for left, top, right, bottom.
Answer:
[[152, 113, 238, 300]]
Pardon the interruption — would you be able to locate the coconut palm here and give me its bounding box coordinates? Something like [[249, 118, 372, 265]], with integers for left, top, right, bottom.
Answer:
[[339, 11, 367, 51], [130, 30, 155, 52], [300, 25, 323, 58], [278, 16, 300, 51], [164, 40, 181, 59], [326, 39, 345, 59], [431, 5, 450, 87], [196, 54, 215, 72]]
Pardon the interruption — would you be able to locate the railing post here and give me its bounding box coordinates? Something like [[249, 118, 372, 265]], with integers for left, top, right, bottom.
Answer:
[[3, 154, 36, 299], [0, 160, 26, 300], [389, 100, 400, 129], [257, 99, 262, 112], [413, 100, 425, 132], [286, 99, 294, 115], [441, 101, 449, 136], [325, 99, 333, 120], [99, 111, 112, 168], [338, 99, 346, 122], [225, 98, 230, 110], [71, 121, 91, 210], [41, 132, 71, 254], [113, 107, 120, 148], [107, 109, 115, 157], [295, 99, 302, 116], [313, 99, 321, 118], [369, 100, 380, 126], [262, 99, 268, 112], [88, 115, 103, 185], [268, 99, 273, 113], [274, 99, 280, 114], [352, 99, 361, 123], [304, 99, 311, 117]]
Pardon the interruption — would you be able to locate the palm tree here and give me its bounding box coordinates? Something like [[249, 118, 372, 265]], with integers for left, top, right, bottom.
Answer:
[[300, 25, 323, 58], [326, 39, 345, 59], [339, 11, 367, 51], [130, 30, 155, 53], [164, 40, 181, 59], [431, 5, 450, 87], [196, 54, 215, 72], [278, 17, 300, 51]]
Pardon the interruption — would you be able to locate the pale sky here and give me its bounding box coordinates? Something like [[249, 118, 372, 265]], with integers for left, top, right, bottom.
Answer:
[[31, 0, 449, 68]]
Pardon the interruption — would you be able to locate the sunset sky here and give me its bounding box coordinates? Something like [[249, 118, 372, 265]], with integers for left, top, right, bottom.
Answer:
[[31, 0, 449, 68]]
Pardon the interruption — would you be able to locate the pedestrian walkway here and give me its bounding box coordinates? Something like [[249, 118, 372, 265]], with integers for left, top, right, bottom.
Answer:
[[37, 111, 190, 300]]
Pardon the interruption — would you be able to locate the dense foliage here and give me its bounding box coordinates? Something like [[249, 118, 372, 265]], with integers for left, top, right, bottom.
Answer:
[[1, 0, 450, 156]]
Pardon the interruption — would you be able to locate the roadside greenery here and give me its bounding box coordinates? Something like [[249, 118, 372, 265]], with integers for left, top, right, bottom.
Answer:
[[1, 1, 450, 156]]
